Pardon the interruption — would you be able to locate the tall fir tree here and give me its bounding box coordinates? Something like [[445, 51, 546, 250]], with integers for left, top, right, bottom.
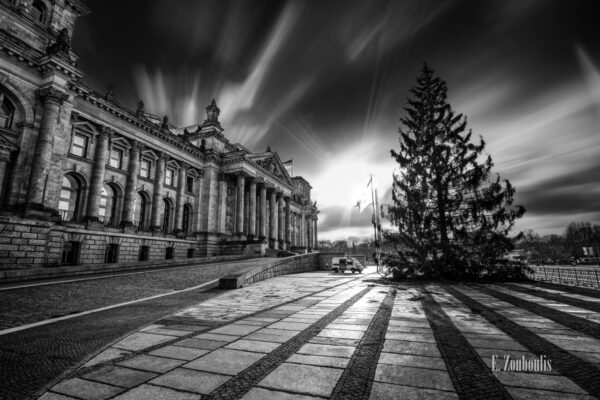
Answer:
[[385, 64, 525, 278]]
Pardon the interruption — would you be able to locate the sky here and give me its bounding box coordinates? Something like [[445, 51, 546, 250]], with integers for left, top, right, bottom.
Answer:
[[72, 0, 600, 241]]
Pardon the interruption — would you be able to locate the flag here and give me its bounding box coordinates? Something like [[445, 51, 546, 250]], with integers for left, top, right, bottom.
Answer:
[[355, 176, 372, 212], [283, 159, 293, 177]]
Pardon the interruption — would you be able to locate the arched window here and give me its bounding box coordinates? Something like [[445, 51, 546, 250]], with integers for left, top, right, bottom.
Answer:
[[133, 192, 147, 230], [30, 0, 46, 23], [0, 92, 15, 129], [99, 184, 118, 226], [162, 199, 171, 233], [182, 204, 192, 234], [58, 175, 81, 222]]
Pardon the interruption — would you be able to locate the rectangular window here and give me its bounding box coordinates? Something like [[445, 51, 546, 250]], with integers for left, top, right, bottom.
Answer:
[[138, 246, 149, 261], [165, 169, 173, 186], [71, 134, 88, 157], [165, 246, 174, 260], [109, 148, 123, 169], [61, 241, 80, 265], [140, 159, 150, 178], [187, 248, 194, 258], [105, 244, 119, 263], [186, 176, 194, 193]]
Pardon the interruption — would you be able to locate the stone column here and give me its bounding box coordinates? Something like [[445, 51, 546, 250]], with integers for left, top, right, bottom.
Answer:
[[258, 183, 267, 240], [285, 199, 291, 246], [269, 188, 277, 248], [121, 141, 142, 226], [248, 180, 257, 239], [174, 163, 188, 233], [85, 128, 111, 221], [313, 217, 318, 249], [243, 187, 249, 235], [218, 175, 227, 233], [235, 174, 245, 237], [193, 170, 204, 233], [150, 154, 166, 230], [308, 216, 313, 250], [27, 88, 68, 206], [277, 194, 284, 247], [0, 148, 11, 203]]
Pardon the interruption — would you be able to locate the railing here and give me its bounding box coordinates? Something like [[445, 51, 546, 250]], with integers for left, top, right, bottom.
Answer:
[[527, 265, 600, 289]]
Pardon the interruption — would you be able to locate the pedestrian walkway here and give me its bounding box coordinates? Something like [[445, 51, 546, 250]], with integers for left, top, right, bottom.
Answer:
[[38, 271, 600, 400]]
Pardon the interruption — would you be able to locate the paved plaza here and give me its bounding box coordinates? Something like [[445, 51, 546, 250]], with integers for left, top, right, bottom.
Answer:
[[34, 267, 600, 400]]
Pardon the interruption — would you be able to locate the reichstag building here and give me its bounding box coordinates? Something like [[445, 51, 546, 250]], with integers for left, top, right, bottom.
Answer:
[[0, 0, 319, 269]]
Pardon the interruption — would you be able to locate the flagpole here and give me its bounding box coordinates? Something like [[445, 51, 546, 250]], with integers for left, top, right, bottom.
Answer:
[[369, 174, 379, 270]]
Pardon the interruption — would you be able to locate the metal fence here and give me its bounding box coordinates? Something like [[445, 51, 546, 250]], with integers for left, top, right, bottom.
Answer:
[[527, 265, 600, 289]]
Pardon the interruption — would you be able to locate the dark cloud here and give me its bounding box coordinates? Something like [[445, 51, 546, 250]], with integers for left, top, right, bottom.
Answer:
[[73, 0, 600, 240]]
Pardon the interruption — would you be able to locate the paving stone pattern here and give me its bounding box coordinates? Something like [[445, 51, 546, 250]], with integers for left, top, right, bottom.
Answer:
[[31, 274, 600, 400], [443, 284, 600, 398], [330, 289, 395, 400], [501, 283, 600, 315], [475, 285, 600, 341], [422, 289, 513, 399]]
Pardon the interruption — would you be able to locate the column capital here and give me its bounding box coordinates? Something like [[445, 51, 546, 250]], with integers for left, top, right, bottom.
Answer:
[[157, 151, 169, 161], [37, 87, 69, 105], [98, 126, 113, 138], [130, 139, 145, 152], [179, 161, 191, 171]]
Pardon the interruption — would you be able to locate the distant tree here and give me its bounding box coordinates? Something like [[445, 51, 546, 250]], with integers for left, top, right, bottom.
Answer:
[[564, 222, 600, 258], [384, 64, 525, 278], [318, 240, 333, 250]]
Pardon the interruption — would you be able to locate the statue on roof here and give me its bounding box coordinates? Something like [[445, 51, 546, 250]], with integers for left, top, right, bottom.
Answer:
[[46, 28, 71, 56], [204, 99, 221, 125], [161, 115, 169, 130], [136, 100, 144, 117]]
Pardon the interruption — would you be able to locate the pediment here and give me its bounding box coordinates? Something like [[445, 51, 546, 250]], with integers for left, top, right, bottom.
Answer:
[[73, 121, 100, 135], [249, 153, 292, 184]]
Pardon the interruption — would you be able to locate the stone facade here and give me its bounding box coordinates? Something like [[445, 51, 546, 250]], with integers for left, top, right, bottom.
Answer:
[[0, 0, 319, 270]]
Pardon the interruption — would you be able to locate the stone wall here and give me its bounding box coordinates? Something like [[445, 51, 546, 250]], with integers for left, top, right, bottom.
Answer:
[[241, 253, 319, 287], [0, 216, 206, 270]]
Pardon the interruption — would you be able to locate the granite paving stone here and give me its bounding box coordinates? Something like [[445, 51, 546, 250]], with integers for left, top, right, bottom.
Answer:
[[51, 378, 124, 400], [258, 363, 344, 397], [268, 321, 312, 331], [318, 328, 364, 340], [193, 332, 240, 342], [374, 364, 455, 391], [175, 338, 228, 350], [382, 339, 441, 357], [297, 343, 356, 358], [225, 339, 281, 353], [38, 393, 79, 400], [141, 328, 191, 337], [287, 354, 350, 368], [241, 387, 320, 400], [83, 348, 132, 368], [369, 382, 458, 400], [148, 345, 210, 361], [210, 324, 262, 336], [377, 353, 447, 370], [117, 354, 185, 373], [112, 384, 201, 400], [149, 368, 231, 394], [184, 348, 265, 375], [112, 332, 176, 352], [82, 365, 157, 388]]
